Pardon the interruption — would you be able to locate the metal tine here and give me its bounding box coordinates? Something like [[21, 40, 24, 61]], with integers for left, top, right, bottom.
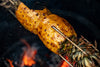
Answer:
[[9, 0, 15, 5], [0, 4, 11, 8], [81, 35, 99, 52], [0, 0, 8, 5], [0, 0, 16, 18], [0, 0, 14, 5], [8, 9, 16, 18], [0, 0, 10, 8], [0, 1, 7, 6], [51, 26, 87, 55], [59, 54, 73, 67]]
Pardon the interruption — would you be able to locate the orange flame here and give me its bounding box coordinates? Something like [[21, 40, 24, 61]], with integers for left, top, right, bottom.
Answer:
[[6, 59, 14, 67], [61, 56, 70, 67], [21, 39, 37, 66], [22, 50, 37, 66]]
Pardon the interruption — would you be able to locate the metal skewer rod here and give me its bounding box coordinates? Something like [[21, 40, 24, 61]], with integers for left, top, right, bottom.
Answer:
[[51, 26, 87, 55], [0, 0, 16, 18], [8, 9, 16, 18], [59, 54, 73, 67], [9, 0, 14, 5]]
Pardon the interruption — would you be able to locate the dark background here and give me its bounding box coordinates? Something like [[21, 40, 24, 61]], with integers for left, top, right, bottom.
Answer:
[[0, 0, 100, 56]]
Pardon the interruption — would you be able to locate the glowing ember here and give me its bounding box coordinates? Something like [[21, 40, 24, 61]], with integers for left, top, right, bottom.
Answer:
[[6, 59, 14, 67], [61, 56, 70, 67], [22, 50, 37, 66], [21, 39, 37, 66]]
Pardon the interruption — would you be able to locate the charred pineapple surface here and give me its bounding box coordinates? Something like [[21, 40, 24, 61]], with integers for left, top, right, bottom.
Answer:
[[38, 14, 77, 54], [15, 2, 77, 54], [15, 3, 51, 34]]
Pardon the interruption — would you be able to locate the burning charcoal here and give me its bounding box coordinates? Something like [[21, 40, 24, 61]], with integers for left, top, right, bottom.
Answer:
[[60, 56, 70, 67], [0, 58, 14, 67], [20, 39, 37, 67], [6, 59, 14, 67]]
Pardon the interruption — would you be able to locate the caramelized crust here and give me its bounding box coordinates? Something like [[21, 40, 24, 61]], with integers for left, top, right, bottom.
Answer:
[[15, 2, 77, 54]]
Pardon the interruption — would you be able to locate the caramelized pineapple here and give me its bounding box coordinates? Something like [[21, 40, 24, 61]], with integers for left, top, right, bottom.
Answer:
[[15, 2, 77, 54]]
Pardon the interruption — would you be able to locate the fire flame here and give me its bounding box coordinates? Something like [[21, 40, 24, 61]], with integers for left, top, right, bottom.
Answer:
[[22, 50, 37, 66], [61, 56, 70, 67], [6, 59, 14, 67], [21, 39, 37, 66]]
